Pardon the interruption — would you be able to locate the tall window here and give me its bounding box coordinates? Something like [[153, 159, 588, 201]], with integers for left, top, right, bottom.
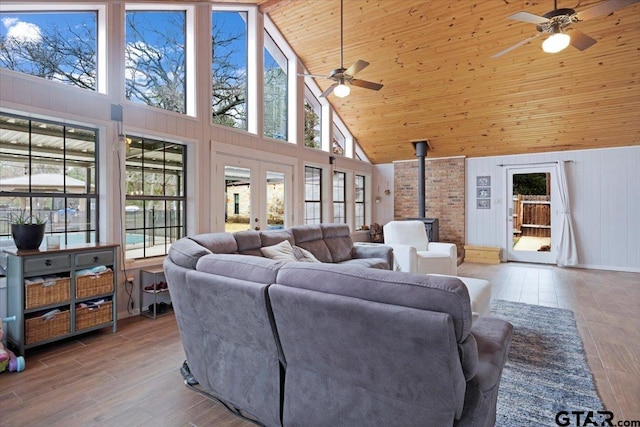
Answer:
[[212, 10, 248, 130], [125, 9, 186, 113], [304, 89, 321, 149], [333, 171, 346, 224], [332, 124, 345, 156], [125, 136, 186, 259], [263, 30, 287, 140], [0, 9, 100, 91], [0, 113, 98, 247], [355, 174, 366, 230], [304, 166, 322, 224]]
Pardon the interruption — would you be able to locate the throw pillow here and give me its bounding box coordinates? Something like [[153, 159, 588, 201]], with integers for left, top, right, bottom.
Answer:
[[260, 240, 298, 262], [292, 245, 321, 263]]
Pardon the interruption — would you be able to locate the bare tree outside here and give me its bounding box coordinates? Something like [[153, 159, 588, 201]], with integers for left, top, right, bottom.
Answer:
[[2, 10, 328, 149], [125, 10, 186, 114], [0, 11, 97, 90], [212, 11, 248, 129]]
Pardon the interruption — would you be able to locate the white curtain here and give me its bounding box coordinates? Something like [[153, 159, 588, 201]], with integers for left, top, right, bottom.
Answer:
[[556, 161, 578, 266]]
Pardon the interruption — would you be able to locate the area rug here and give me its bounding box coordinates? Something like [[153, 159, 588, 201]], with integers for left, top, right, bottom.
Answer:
[[492, 299, 605, 427]]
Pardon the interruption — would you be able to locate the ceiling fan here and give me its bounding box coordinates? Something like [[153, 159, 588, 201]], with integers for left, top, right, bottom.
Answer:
[[300, 0, 383, 98], [492, 0, 640, 58]]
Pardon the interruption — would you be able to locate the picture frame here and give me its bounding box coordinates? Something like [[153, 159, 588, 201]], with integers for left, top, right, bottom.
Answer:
[[477, 187, 491, 198], [477, 199, 491, 209], [476, 176, 491, 187]]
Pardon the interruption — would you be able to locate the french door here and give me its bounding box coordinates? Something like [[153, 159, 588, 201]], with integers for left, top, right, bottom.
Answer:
[[506, 166, 558, 264], [216, 155, 292, 232]]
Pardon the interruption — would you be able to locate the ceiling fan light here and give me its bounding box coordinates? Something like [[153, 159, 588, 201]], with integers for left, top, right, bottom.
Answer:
[[542, 32, 571, 53], [333, 83, 350, 98]]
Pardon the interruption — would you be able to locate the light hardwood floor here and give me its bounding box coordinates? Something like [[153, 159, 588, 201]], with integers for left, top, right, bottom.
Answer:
[[1, 262, 638, 426]]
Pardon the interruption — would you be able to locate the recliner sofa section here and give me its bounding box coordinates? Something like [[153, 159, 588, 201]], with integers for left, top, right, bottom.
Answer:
[[164, 224, 513, 427]]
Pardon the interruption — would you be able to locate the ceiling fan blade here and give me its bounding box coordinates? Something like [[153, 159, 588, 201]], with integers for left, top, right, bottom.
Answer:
[[567, 28, 597, 51], [320, 83, 338, 98], [575, 0, 640, 22], [508, 11, 549, 24], [491, 33, 543, 58], [350, 79, 383, 91], [345, 60, 369, 77]]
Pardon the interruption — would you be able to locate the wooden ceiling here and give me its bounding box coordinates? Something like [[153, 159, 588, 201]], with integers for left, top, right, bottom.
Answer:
[[219, 0, 640, 163]]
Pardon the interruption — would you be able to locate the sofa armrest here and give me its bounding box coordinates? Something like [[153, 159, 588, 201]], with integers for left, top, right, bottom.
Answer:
[[385, 243, 417, 272], [428, 242, 458, 275], [351, 244, 394, 270]]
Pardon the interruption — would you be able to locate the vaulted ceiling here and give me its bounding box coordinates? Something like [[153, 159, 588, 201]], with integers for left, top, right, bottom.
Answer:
[[222, 0, 640, 164]]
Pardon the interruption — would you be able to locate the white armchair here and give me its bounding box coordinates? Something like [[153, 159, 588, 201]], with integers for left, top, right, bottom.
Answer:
[[383, 220, 458, 276]]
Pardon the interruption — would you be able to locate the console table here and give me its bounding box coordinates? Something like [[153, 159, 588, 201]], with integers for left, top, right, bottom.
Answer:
[[4, 243, 118, 355]]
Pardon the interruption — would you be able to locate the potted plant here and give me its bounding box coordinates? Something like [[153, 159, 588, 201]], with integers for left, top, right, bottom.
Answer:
[[6, 209, 47, 250]]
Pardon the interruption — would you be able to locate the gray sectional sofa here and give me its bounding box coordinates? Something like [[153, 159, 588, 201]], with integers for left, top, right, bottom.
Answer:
[[164, 223, 513, 427]]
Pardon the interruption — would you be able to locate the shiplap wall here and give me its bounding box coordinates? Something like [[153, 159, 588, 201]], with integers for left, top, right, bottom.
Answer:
[[466, 146, 640, 272], [0, 3, 374, 319]]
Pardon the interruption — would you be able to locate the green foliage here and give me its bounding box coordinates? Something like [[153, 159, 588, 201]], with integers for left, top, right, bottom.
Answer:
[[5, 209, 47, 225], [304, 102, 320, 149], [513, 173, 549, 195]]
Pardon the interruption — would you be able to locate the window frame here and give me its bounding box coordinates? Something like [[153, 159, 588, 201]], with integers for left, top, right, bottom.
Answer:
[[304, 165, 322, 225], [124, 4, 195, 116], [355, 174, 366, 231], [303, 87, 322, 150], [211, 7, 250, 131], [0, 112, 100, 247], [124, 134, 187, 260], [333, 170, 346, 224], [0, 4, 107, 93]]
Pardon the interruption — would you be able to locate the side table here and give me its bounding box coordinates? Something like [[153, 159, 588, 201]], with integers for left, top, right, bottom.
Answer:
[[139, 267, 171, 319]]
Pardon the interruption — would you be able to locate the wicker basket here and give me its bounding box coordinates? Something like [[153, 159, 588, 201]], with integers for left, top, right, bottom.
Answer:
[[75, 301, 113, 330], [25, 309, 70, 344], [76, 270, 114, 299], [25, 277, 71, 309]]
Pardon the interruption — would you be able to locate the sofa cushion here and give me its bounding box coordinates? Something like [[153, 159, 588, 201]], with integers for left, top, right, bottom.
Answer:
[[338, 257, 389, 269], [196, 253, 285, 284], [260, 229, 294, 247], [275, 262, 473, 341], [234, 231, 264, 256], [189, 232, 237, 254], [291, 224, 333, 263], [321, 224, 353, 263]]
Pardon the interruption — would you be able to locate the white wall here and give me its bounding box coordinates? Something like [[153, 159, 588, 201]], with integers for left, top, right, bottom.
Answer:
[[466, 146, 640, 272], [372, 163, 394, 225], [0, 3, 375, 319]]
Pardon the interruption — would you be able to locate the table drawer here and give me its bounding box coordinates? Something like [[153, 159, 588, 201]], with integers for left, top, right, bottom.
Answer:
[[75, 250, 114, 268], [24, 255, 71, 275]]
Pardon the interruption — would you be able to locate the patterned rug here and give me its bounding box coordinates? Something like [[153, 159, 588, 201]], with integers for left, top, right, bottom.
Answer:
[[492, 299, 605, 427]]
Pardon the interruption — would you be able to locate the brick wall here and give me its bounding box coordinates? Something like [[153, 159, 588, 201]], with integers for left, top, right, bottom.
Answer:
[[394, 157, 465, 251]]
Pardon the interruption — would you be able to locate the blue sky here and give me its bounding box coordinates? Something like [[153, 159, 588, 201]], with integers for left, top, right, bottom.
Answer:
[[0, 11, 96, 42]]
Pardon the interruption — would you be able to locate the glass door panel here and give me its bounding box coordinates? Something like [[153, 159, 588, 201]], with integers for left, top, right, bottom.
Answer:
[[507, 166, 556, 264], [266, 170, 285, 230], [224, 165, 252, 232], [217, 155, 292, 232]]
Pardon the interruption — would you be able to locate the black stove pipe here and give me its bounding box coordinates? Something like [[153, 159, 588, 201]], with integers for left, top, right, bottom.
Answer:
[[413, 140, 428, 217]]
